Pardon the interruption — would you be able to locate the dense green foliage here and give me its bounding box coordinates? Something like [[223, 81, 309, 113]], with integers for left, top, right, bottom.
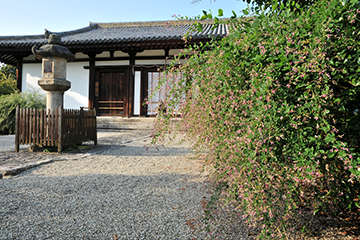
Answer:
[[153, 0, 360, 238], [0, 91, 46, 135], [0, 64, 17, 96], [192, 0, 316, 13]]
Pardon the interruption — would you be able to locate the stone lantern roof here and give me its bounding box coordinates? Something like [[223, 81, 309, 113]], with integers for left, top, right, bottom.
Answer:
[[32, 34, 76, 62]]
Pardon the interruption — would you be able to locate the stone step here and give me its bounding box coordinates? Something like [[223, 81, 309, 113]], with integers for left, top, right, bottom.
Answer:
[[98, 121, 152, 126], [97, 117, 155, 123], [96, 117, 181, 130], [96, 117, 155, 130], [97, 124, 153, 130]]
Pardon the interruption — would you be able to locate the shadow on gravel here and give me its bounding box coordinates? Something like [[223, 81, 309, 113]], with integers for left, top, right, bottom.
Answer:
[[0, 172, 209, 239], [95, 145, 192, 157]]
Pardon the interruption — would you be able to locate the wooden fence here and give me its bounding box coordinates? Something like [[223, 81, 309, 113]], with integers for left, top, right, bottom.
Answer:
[[15, 106, 97, 153]]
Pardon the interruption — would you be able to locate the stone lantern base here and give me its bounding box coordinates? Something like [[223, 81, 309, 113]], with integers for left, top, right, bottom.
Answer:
[[38, 79, 71, 110]]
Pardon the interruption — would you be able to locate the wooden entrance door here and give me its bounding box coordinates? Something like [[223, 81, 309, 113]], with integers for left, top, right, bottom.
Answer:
[[97, 70, 127, 116]]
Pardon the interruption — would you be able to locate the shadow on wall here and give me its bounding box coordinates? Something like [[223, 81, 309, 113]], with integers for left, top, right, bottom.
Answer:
[[24, 73, 42, 93], [64, 90, 88, 109]]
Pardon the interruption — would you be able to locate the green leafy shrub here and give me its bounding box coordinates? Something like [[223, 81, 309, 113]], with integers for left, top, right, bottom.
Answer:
[[0, 64, 17, 96], [152, 0, 360, 238], [0, 90, 46, 135]]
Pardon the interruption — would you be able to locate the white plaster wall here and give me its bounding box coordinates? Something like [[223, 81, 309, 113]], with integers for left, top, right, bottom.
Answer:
[[137, 50, 165, 57], [74, 52, 89, 59], [135, 59, 167, 66], [22, 63, 42, 93], [114, 51, 128, 57], [96, 52, 110, 58], [22, 62, 89, 109], [134, 71, 141, 115], [95, 60, 129, 66], [23, 55, 37, 61], [169, 49, 182, 56], [65, 62, 89, 109]]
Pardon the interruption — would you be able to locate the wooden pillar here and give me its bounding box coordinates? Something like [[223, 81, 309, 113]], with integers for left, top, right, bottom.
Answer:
[[16, 57, 23, 92], [128, 51, 136, 118], [87, 53, 96, 111], [93, 108, 97, 145], [140, 67, 148, 116], [109, 50, 115, 58], [164, 48, 169, 58]]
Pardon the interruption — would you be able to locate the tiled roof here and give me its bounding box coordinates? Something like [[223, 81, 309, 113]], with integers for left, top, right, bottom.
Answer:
[[0, 20, 228, 48], [0, 20, 229, 65]]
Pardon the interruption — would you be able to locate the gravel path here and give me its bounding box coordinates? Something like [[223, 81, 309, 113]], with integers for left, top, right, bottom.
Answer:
[[2, 132, 352, 239], [0, 135, 28, 152], [0, 132, 251, 239]]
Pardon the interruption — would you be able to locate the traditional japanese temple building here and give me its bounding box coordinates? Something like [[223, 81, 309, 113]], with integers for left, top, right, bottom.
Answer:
[[0, 20, 228, 117]]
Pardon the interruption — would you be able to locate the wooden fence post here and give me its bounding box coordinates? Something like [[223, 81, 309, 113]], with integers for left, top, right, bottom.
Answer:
[[40, 109, 44, 147], [58, 106, 63, 153], [15, 106, 19, 152], [15, 107, 98, 152], [80, 107, 84, 144], [94, 108, 97, 146]]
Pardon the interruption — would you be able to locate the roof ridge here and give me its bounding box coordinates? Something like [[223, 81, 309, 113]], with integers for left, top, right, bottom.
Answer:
[[0, 24, 100, 40], [0, 34, 45, 41], [91, 19, 218, 28], [47, 24, 100, 38]]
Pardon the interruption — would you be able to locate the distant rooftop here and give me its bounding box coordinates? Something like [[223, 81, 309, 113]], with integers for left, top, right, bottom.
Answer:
[[0, 20, 229, 65], [0, 20, 228, 65], [0, 19, 228, 46]]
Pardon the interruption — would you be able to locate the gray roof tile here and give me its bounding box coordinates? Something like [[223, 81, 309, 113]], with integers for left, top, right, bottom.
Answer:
[[0, 20, 228, 47]]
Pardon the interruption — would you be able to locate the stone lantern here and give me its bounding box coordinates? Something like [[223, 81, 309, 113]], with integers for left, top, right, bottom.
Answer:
[[32, 34, 75, 110]]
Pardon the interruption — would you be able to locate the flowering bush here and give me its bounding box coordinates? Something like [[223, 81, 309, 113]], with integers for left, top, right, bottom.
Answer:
[[152, 0, 360, 237]]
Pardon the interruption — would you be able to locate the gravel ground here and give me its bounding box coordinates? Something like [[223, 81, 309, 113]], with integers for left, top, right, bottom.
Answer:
[[1, 131, 357, 239], [0, 131, 251, 240], [0, 131, 154, 169], [0, 135, 28, 152]]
